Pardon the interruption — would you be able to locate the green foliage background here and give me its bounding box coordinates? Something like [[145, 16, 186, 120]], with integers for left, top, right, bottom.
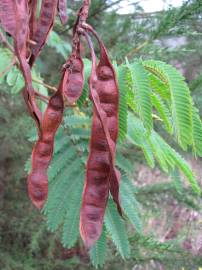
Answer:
[[0, 0, 202, 269]]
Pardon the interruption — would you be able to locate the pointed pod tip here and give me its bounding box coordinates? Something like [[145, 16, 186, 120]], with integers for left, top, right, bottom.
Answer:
[[28, 189, 47, 210], [82, 235, 99, 250], [32, 200, 45, 210], [27, 184, 47, 210], [80, 221, 100, 249]]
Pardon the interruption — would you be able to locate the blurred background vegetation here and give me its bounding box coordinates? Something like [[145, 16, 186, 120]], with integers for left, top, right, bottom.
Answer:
[[0, 0, 202, 269]]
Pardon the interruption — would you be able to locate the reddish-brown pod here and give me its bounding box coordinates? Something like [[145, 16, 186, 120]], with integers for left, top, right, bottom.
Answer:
[[63, 55, 84, 105], [0, 1, 16, 37], [2, 0, 43, 135], [80, 113, 111, 247], [57, 0, 68, 25], [27, 70, 67, 208], [28, 0, 38, 41], [14, 0, 30, 53], [83, 24, 121, 213], [0, 1, 43, 135], [80, 27, 122, 247], [96, 41, 121, 214], [80, 33, 111, 247], [0, 0, 29, 53], [29, 0, 58, 66]]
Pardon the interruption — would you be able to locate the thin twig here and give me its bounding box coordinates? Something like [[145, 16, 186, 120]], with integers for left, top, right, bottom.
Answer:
[[32, 78, 57, 92], [27, 39, 37, 45], [34, 90, 50, 103], [35, 96, 48, 104], [124, 40, 149, 60], [62, 0, 122, 33]]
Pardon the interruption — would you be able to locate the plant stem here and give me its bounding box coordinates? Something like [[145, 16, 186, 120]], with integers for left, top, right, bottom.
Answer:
[[125, 41, 149, 60], [34, 90, 49, 103], [32, 78, 57, 92]]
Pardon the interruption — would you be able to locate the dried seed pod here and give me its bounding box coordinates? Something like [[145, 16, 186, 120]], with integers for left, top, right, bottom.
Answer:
[[18, 5, 43, 133], [80, 113, 110, 247], [84, 24, 121, 214], [27, 70, 68, 208], [28, 0, 38, 40], [80, 32, 121, 248], [63, 55, 84, 105], [79, 33, 109, 248], [57, 0, 68, 25], [0, 0, 43, 134], [29, 0, 58, 66], [28, 52, 81, 208], [96, 41, 121, 214], [0, 1, 16, 37]]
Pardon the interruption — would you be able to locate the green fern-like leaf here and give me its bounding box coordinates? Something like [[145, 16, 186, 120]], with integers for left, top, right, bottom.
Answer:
[[47, 30, 71, 58], [62, 172, 84, 248], [116, 152, 134, 175], [170, 169, 183, 194], [127, 113, 155, 168], [69, 127, 90, 139], [151, 92, 173, 133], [77, 84, 87, 108], [192, 106, 202, 157], [89, 227, 107, 268], [144, 60, 193, 150], [44, 158, 83, 231], [63, 114, 90, 128], [116, 65, 128, 141], [48, 144, 77, 181], [53, 129, 70, 154], [120, 177, 142, 233], [149, 130, 201, 194], [147, 72, 170, 100], [127, 61, 153, 131], [127, 114, 200, 194], [104, 199, 131, 258]]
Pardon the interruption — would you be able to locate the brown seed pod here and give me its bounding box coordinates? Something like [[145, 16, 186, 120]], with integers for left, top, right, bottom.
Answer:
[[63, 55, 84, 105], [83, 24, 121, 215], [29, 0, 58, 66], [0, 0, 43, 135], [57, 0, 68, 25], [80, 31, 121, 248], [27, 69, 68, 208]]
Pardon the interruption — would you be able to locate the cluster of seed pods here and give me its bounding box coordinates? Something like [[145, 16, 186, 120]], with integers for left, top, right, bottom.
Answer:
[[0, 0, 42, 134], [0, 0, 82, 207], [0, 0, 122, 249]]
